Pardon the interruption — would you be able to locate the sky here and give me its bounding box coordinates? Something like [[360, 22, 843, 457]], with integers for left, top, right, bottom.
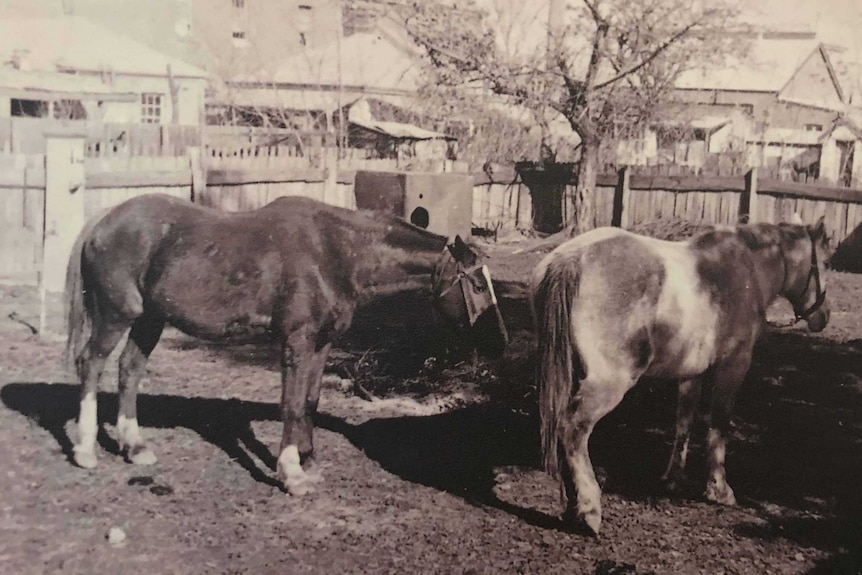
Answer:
[[474, 0, 862, 58], [747, 0, 862, 56]]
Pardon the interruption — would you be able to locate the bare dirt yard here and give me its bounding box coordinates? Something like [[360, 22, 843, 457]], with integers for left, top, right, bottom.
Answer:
[[1, 223, 861, 575]]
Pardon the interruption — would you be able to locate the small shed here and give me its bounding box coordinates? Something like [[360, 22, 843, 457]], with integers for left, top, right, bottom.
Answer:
[[347, 98, 456, 161]]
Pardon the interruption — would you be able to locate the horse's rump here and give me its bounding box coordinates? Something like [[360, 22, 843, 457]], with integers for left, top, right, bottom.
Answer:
[[68, 195, 349, 343], [531, 220, 832, 533]]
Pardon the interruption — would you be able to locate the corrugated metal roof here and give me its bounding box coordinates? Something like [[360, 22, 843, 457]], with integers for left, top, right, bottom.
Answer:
[[0, 17, 209, 79], [238, 32, 421, 93], [212, 86, 412, 113], [0, 67, 137, 101], [351, 116, 454, 140], [348, 98, 453, 140]]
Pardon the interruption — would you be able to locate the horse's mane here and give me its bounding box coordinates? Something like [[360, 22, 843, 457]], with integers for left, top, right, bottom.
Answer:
[[692, 222, 807, 253], [734, 222, 807, 252]]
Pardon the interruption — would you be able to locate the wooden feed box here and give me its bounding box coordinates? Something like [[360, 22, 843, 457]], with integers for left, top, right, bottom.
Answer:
[[353, 170, 473, 239]]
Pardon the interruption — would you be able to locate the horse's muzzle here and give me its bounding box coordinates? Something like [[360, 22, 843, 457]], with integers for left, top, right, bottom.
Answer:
[[473, 306, 509, 359], [805, 304, 830, 333]]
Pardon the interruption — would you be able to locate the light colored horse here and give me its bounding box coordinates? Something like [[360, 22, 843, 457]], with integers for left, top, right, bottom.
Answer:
[[531, 217, 831, 535]]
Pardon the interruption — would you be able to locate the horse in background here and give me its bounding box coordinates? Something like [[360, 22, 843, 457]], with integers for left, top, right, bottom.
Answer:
[[531, 216, 830, 535], [65, 194, 508, 496]]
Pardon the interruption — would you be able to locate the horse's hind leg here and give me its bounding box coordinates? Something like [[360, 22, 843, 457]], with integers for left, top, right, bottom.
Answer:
[[73, 319, 129, 469], [661, 377, 704, 492], [559, 374, 635, 535], [117, 313, 164, 465]]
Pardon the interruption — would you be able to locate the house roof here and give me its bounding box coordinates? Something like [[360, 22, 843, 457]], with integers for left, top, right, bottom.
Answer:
[[212, 85, 413, 113], [824, 45, 862, 107], [0, 67, 137, 101], [747, 127, 823, 146], [348, 98, 453, 140], [676, 36, 822, 93], [0, 17, 209, 79], [237, 31, 422, 93]]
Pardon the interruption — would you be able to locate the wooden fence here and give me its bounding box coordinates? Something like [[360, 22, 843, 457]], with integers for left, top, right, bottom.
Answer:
[[0, 153, 45, 283], [476, 164, 862, 247], [6, 142, 862, 290]]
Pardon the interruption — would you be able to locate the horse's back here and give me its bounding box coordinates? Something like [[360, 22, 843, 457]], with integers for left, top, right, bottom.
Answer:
[[532, 227, 738, 380], [81, 194, 352, 340]]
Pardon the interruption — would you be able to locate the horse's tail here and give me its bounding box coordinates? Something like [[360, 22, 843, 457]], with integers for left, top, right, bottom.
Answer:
[[531, 256, 582, 479], [63, 209, 110, 371]]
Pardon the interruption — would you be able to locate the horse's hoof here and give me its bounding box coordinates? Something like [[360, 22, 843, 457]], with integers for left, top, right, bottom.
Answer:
[[284, 476, 316, 496], [73, 448, 98, 469], [561, 508, 601, 537], [661, 472, 687, 494], [705, 482, 737, 506], [127, 446, 158, 466], [303, 460, 325, 484], [583, 511, 602, 536]]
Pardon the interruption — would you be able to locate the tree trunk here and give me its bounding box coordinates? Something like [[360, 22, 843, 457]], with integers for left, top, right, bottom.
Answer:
[[516, 161, 574, 234], [572, 137, 599, 235]]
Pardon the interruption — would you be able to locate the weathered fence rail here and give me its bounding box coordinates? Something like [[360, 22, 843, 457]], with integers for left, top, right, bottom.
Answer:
[[6, 141, 862, 290]]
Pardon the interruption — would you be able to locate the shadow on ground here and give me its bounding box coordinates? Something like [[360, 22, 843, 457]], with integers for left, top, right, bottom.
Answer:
[[4, 326, 861, 558]]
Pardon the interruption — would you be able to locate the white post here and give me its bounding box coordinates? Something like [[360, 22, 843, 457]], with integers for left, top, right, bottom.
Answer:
[[40, 134, 86, 338]]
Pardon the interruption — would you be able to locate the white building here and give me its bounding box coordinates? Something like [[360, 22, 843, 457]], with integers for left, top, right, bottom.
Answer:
[[0, 17, 209, 125]]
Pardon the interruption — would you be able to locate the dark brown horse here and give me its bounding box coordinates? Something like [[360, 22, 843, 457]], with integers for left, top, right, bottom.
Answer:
[[532, 217, 830, 535], [65, 193, 507, 495]]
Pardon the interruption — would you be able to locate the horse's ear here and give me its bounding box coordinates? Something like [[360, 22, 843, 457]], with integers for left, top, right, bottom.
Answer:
[[448, 235, 478, 267], [790, 212, 804, 225], [808, 214, 826, 238]]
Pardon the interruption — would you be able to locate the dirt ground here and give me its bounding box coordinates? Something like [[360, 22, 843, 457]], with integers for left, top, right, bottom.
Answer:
[[1, 223, 861, 575]]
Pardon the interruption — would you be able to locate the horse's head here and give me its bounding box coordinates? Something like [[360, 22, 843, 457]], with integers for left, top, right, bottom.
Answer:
[[432, 236, 509, 358], [782, 215, 831, 332]]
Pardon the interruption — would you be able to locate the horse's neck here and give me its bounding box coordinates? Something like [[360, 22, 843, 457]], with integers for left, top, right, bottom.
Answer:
[[744, 235, 788, 308], [351, 229, 446, 303]]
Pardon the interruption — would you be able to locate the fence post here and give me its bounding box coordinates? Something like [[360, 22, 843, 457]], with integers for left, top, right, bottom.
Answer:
[[742, 167, 758, 223], [323, 147, 338, 206], [188, 146, 205, 203], [40, 132, 86, 338], [611, 165, 630, 228]]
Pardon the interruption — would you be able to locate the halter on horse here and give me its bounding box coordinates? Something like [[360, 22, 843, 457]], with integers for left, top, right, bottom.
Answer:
[[531, 217, 831, 535], [64, 194, 508, 496]]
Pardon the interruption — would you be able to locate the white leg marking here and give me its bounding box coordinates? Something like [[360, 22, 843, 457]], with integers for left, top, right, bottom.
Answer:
[[705, 427, 736, 505], [73, 392, 98, 469], [117, 415, 141, 447], [118, 414, 157, 465], [277, 445, 313, 496]]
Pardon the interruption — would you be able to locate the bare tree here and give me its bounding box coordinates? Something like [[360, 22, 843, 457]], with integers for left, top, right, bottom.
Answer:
[[406, 0, 745, 233]]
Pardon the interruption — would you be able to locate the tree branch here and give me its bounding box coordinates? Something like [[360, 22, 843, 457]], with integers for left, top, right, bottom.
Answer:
[[593, 20, 698, 91], [581, 0, 609, 29]]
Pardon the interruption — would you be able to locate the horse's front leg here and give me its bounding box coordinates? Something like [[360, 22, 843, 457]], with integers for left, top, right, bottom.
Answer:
[[704, 356, 750, 506], [298, 342, 332, 484], [276, 331, 330, 496], [661, 377, 703, 492]]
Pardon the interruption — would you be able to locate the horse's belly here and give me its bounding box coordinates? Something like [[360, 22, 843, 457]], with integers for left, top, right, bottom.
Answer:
[[169, 308, 275, 342], [154, 284, 277, 342], [644, 335, 715, 379]]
